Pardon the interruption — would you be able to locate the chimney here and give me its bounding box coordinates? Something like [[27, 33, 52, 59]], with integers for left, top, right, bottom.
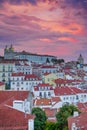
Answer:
[[73, 111, 79, 117]]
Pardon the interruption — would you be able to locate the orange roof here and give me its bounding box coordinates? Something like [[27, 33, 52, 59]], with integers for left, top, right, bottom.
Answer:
[[34, 98, 52, 106], [51, 97, 61, 102]]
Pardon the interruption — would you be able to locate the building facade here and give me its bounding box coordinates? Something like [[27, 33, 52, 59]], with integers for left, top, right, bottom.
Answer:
[[4, 45, 57, 63]]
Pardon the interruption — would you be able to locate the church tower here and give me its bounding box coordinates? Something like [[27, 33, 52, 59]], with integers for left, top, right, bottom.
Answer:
[[9, 44, 14, 52], [4, 45, 9, 53], [77, 54, 84, 64]]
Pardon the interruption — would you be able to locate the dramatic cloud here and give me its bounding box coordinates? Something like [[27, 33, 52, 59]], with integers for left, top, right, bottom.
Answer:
[[0, 0, 87, 62]]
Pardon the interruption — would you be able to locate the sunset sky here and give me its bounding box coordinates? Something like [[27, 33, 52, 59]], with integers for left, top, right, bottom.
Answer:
[[0, 0, 87, 62]]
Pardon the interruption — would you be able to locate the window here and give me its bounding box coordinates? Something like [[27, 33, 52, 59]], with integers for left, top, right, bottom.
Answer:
[[66, 97, 68, 100], [17, 82, 19, 86], [48, 92, 51, 96], [21, 82, 23, 84], [39, 92, 42, 97], [84, 95, 86, 98], [17, 78, 19, 81], [3, 65, 5, 71], [8, 73, 10, 76], [2, 73, 5, 77], [44, 92, 46, 98], [76, 95, 79, 100], [26, 82, 28, 85]]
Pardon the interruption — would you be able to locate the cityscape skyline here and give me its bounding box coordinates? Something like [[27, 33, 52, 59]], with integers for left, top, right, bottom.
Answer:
[[0, 0, 87, 62]]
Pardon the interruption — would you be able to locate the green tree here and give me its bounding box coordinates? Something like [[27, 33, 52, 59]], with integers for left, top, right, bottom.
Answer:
[[32, 107, 47, 130], [56, 104, 80, 130], [44, 122, 58, 130]]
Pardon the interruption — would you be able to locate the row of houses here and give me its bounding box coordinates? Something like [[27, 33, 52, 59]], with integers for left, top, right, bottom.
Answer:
[[0, 59, 87, 86], [0, 51, 87, 129]]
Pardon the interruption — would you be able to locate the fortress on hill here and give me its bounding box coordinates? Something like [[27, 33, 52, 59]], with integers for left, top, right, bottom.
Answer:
[[4, 45, 56, 64]]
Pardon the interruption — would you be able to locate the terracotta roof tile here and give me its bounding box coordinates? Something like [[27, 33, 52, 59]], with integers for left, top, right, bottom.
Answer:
[[25, 74, 40, 80], [43, 108, 57, 117], [54, 86, 76, 96], [0, 91, 29, 106], [12, 72, 25, 77], [34, 98, 52, 106], [0, 105, 34, 129], [0, 82, 5, 86], [68, 112, 87, 130]]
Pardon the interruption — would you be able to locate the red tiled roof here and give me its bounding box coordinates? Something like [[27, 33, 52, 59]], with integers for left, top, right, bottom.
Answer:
[[34, 98, 52, 106], [0, 105, 34, 130], [38, 83, 53, 87], [25, 74, 40, 80], [55, 79, 83, 85], [41, 65, 56, 69], [54, 86, 76, 96], [68, 112, 87, 130], [51, 97, 61, 102], [43, 72, 51, 76], [0, 82, 5, 86], [71, 87, 84, 93], [54, 78, 72, 84], [54, 86, 84, 96], [0, 91, 29, 106], [77, 102, 87, 112], [43, 108, 57, 117], [24, 63, 29, 66], [0, 59, 28, 63], [34, 86, 39, 91], [12, 72, 25, 77]]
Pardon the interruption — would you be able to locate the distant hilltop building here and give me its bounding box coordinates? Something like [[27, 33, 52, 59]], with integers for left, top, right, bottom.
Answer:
[[77, 54, 84, 65], [4, 45, 56, 64]]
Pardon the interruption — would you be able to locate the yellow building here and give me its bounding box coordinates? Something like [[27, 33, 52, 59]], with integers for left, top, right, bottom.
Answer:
[[42, 72, 58, 86]]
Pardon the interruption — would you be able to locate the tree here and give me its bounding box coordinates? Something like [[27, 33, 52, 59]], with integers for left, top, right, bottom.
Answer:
[[56, 104, 80, 130], [44, 122, 58, 130], [32, 107, 47, 130], [51, 58, 64, 64], [46, 58, 50, 63]]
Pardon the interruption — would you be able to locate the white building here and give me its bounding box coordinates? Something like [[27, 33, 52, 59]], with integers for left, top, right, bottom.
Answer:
[[0, 60, 15, 83], [10, 73, 42, 91], [15, 61, 32, 74], [54, 86, 87, 105], [33, 83, 55, 98], [4, 45, 56, 64]]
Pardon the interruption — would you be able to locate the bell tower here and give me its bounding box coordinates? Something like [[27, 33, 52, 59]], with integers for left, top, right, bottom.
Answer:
[[77, 54, 84, 64]]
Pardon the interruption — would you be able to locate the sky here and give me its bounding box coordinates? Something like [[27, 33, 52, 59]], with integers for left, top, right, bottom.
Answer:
[[0, 0, 87, 62]]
